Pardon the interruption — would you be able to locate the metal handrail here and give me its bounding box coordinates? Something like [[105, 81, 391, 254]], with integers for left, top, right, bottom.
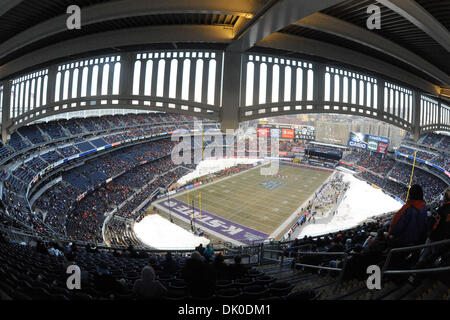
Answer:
[[294, 263, 343, 272], [295, 251, 347, 256], [384, 266, 450, 275], [382, 238, 450, 274], [294, 251, 348, 275]]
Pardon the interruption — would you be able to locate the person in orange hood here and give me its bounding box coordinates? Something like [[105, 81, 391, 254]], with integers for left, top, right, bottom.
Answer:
[[389, 184, 431, 246]]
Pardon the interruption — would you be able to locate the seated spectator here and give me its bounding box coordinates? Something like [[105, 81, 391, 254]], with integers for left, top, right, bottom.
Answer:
[[195, 243, 205, 256], [203, 244, 215, 261], [94, 262, 125, 294], [430, 187, 450, 242], [47, 242, 64, 257], [416, 189, 450, 269], [86, 244, 98, 253], [126, 245, 140, 258], [365, 229, 388, 254], [389, 185, 430, 247], [160, 252, 178, 276], [327, 239, 345, 252], [228, 255, 247, 280], [212, 254, 229, 280], [181, 251, 216, 298], [36, 240, 49, 255], [286, 238, 300, 257], [133, 266, 167, 299]]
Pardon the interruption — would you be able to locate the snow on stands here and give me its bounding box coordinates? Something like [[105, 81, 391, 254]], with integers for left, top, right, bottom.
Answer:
[[134, 214, 210, 250], [177, 157, 263, 185], [298, 173, 403, 238]]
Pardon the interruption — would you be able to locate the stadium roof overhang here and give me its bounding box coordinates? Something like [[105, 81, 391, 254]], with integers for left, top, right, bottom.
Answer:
[[0, 0, 449, 140], [0, 0, 449, 97]]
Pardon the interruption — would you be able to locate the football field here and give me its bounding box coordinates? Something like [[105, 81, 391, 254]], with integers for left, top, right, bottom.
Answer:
[[155, 162, 333, 244]]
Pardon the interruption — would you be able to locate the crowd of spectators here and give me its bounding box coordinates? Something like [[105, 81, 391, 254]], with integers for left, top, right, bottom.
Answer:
[[0, 113, 206, 166], [288, 185, 449, 282], [33, 139, 180, 242], [1, 111, 211, 235], [397, 146, 435, 161], [421, 133, 445, 148], [342, 151, 395, 175], [388, 163, 447, 202]]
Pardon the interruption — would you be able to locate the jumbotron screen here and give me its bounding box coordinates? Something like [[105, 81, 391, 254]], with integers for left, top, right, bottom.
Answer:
[[347, 132, 390, 154], [256, 124, 315, 141], [295, 126, 316, 141], [257, 123, 294, 139]]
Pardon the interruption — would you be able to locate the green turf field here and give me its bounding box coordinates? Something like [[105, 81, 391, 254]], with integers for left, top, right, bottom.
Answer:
[[173, 163, 332, 236]]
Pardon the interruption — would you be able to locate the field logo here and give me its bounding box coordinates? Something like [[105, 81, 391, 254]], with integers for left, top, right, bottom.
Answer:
[[366, 265, 381, 290], [260, 181, 284, 190], [66, 265, 81, 290], [171, 121, 280, 175]]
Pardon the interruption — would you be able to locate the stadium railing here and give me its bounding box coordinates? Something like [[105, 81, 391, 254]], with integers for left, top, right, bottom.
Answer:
[[293, 251, 348, 280], [382, 238, 450, 275]]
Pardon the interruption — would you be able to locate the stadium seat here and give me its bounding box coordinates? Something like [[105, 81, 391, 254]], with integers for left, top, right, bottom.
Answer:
[[234, 278, 255, 288], [255, 275, 276, 286], [286, 289, 319, 300], [216, 288, 243, 299], [242, 285, 269, 299], [269, 281, 295, 297], [168, 279, 187, 291], [216, 279, 233, 289]]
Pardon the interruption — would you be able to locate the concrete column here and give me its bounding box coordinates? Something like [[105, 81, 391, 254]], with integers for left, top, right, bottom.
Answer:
[[119, 52, 135, 105], [46, 65, 58, 106], [221, 51, 242, 132], [1, 81, 12, 142], [412, 91, 421, 141], [377, 79, 385, 116], [314, 64, 326, 111]]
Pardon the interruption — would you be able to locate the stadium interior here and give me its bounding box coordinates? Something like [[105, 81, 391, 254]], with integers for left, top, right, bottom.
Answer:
[[0, 0, 449, 303]]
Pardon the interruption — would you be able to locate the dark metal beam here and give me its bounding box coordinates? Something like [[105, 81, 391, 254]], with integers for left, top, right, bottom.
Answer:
[[0, 25, 233, 80], [227, 0, 345, 52], [257, 32, 440, 95], [0, 0, 259, 63], [0, 0, 24, 17], [294, 12, 450, 87], [376, 0, 450, 52]]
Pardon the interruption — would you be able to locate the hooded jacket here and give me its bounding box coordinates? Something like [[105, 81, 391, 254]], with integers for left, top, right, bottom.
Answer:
[[389, 200, 429, 245], [133, 266, 167, 299], [430, 202, 450, 241]]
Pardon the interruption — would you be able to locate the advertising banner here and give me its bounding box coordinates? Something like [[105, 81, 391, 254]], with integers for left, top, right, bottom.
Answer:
[[281, 128, 295, 139], [270, 128, 281, 138], [347, 132, 389, 154], [257, 127, 270, 137]]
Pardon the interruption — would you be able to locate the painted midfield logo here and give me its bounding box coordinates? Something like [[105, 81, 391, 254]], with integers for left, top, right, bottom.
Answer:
[[260, 181, 284, 190]]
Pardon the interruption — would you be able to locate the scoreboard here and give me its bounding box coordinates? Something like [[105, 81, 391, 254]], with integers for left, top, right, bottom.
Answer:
[[347, 132, 390, 154], [295, 126, 316, 141], [257, 123, 315, 141]]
